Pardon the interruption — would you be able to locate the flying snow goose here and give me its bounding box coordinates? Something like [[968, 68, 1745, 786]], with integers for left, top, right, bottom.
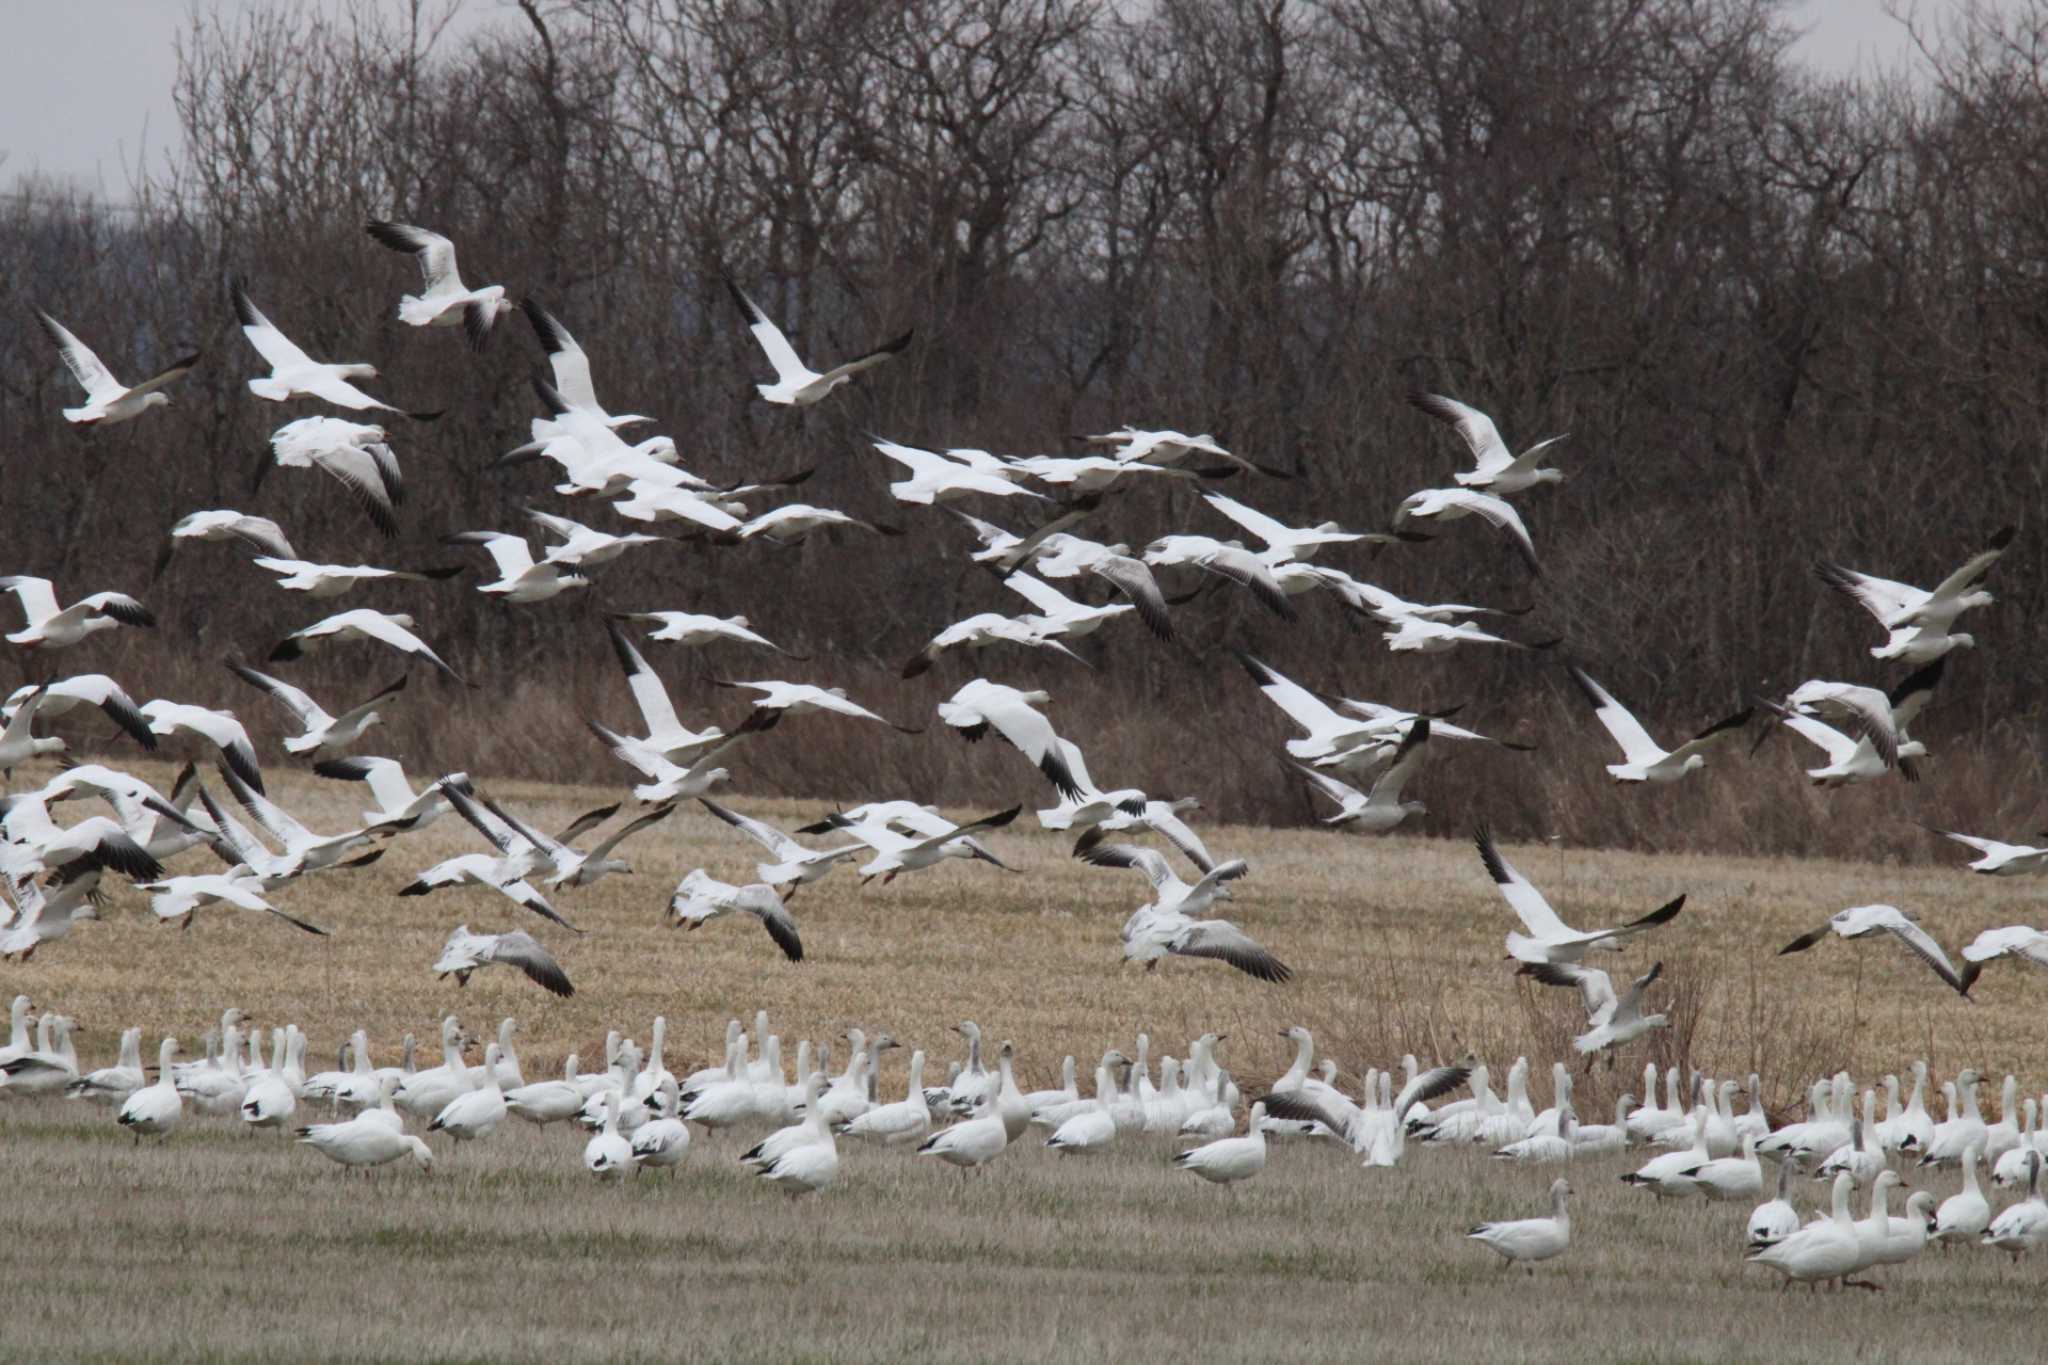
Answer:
[[712, 678, 922, 732], [1408, 392, 1567, 495], [134, 699, 266, 794], [269, 609, 465, 683], [826, 805, 1023, 882], [256, 416, 413, 534], [728, 280, 911, 405], [0, 675, 155, 751], [229, 663, 404, 757], [155, 510, 296, 579], [698, 799, 863, 895], [1173, 1103, 1269, 1186], [137, 869, 327, 935], [0, 688, 66, 776], [1182, 543, 1301, 621], [1005, 453, 1211, 494], [251, 556, 462, 598], [1117, 896, 1289, 983], [1392, 488, 1540, 573], [1520, 960, 1669, 1059], [522, 509, 665, 569], [738, 503, 902, 545], [1755, 702, 1894, 787], [1233, 652, 1393, 761], [900, 611, 1085, 679], [1781, 679, 1903, 767], [868, 437, 1042, 504], [1, 575, 155, 650], [667, 869, 803, 961], [946, 503, 1099, 572], [1095, 797, 1217, 872], [0, 867, 101, 960], [1201, 491, 1370, 562], [1468, 1178, 1573, 1269], [611, 610, 797, 656], [443, 531, 588, 603], [1323, 578, 1525, 626], [1000, 571, 1135, 639], [1816, 526, 2013, 661], [586, 709, 777, 802], [1074, 828, 1248, 916], [1923, 830, 2048, 877], [1013, 533, 1175, 640], [936, 678, 1081, 796], [399, 848, 571, 929], [116, 1039, 183, 1140], [1568, 666, 1752, 783], [364, 219, 511, 349], [233, 282, 435, 415], [36, 308, 196, 425], [1475, 825, 1683, 963], [1779, 904, 1980, 997], [1381, 616, 1554, 654], [433, 924, 574, 996], [1035, 738, 1148, 830], [1295, 719, 1429, 833], [1963, 924, 2048, 973], [1087, 427, 1290, 478], [519, 298, 651, 428], [455, 788, 670, 889], [313, 757, 462, 833], [213, 765, 381, 877]]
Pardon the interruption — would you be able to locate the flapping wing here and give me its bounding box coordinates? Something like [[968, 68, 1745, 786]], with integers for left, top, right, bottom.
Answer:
[[486, 930, 575, 997], [522, 299, 600, 412], [1170, 920, 1292, 983], [605, 617, 684, 740], [1519, 960, 1620, 1025], [699, 798, 803, 862], [1090, 555, 1174, 640], [1567, 666, 1663, 766], [1473, 825, 1570, 938], [1409, 392, 1512, 472], [35, 310, 122, 400], [365, 220, 460, 292], [227, 662, 327, 731], [728, 280, 810, 384], [231, 282, 313, 371]]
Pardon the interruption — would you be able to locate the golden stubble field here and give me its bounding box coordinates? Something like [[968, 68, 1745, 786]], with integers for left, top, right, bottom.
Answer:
[[2, 761, 2044, 1362]]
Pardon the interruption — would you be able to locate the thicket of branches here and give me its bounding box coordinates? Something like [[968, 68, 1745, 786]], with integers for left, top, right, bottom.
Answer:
[[6, 0, 2048, 858]]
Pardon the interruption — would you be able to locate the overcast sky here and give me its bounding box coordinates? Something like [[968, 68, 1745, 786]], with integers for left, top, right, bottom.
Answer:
[[0, 1, 1980, 197]]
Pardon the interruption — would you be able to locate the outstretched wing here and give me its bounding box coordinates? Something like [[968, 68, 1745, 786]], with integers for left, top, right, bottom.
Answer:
[[1473, 825, 1570, 938], [35, 310, 122, 400]]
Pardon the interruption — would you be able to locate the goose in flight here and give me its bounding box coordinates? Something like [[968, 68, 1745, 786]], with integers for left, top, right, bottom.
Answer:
[[1201, 492, 1369, 562], [1778, 904, 1981, 997], [1323, 578, 1525, 627], [269, 609, 466, 684], [1779, 679, 1904, 768], [1027, 534, 1175, 640], [136, 870, 327, 935], [1568, 666, 1752, 783], [1295, 720, 1430, 833], [0, 689, 66, 777], [1074, 827, 1248, 917], [1816, 526, 2013, 662], [35, 309, 197, 425], [712, 679, 922, 732], [0, 792, 166, 881], [1234, 651, 1404, 761], [1035, 738, 1149, 831], [1922, 828, 2048, 876], [728, 280, 911, 405], [524, 509, 668, 569], [1392, 488, 1540, 574], [610, 610, 799, 656], [1962, 925, 2048, 973], [598, 617, 732, 761], [0, 866, 101, 960], [869, 437, 1043, 505], [209, 768, 382, 880], [259, 417, 406, 536], [313, 757, 463, 833], [737, 503, 903, 546], [1000, 571, 1134, 640], [1142, 537, 1299, 622], [936, 678, 1081, 797], [1475, 825, 1684, 963], [900, 611, 1084, 679], [519, 299, 651, 429], [443, 532, 589, 603], [1381, 617, 1555, 654], [586, 709, 778, 802], [946, 503, 1099, 572], [1753, 701, 1896, 788], [137, 701, 267, 795], [1, 576, 155, 650], [0, 675, 155, 752], [436, 784, 611, 888], [818, 804, 1023, 882], [233, 282, 436, 416], [229, 664, 405, 756], [1519, 960, 1668, 1058], [399, 850, 571, 930], [433, 924, 574, 996], [667, 869, 803, 961], [364, 219, 512, 349], [698, 798, 864, 896], [1086, 427, 1292, 478], [1408, 392, 1567, 495], [1003, 453, 1214, 494], [451, 785, 672, 889], [251, 557, 463, 598], [155, 511, 296, 579], [1118, 895, 1290, 983]]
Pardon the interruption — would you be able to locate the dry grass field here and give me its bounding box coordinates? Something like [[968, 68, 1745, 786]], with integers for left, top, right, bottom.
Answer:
[[3, 762, 2044, 1362]]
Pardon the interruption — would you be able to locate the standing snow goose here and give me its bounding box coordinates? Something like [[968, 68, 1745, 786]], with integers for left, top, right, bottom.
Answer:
[[1748, 1156, 1802, 1250], [364, 219, 511, 349], [698, 799, 863, 896], [937, 679, 1082, 796], [296, 1079, 434, 1171], [918, 1043, 1019, 1169], [839, 1049, 933, 1146], [269, 609, 465, 683], [1408, 392, 1566, 495], [755, 1109, 840, 1197], [1, 675, 155, 752], [1044, 1060, 1123, 1155], [1680, 1133, 1766, 1201], [506, 1053, 587, 1126], [252, 556, 463, 598], [1, 576, 154, 650], [1815, 525, 2013, 661], [1476, 825, 1683, 963], [229, 663, 404, 757], [1174, 1103, 1268, 1186], [712, 678, 923, 732], [155, 510, 296, 579], [443, 531, 588, 604], [233, 282, 435, 415], [1294, 719, 1431, 833], [68, 1025, 146, 1106], [258, 416, 408, 535], [433, 924, 574, 996], [1983, 1152, 2047, 1259], [0, 1012, 79, 1094], [728, 280, 910, 405], [428, 1043, 510, 1147], [1875, 1060, 1934, 1153], [1468, 1178, 1573, 1270], [1264, 1056, 1475, 1164], [35, 308, 197, 424], [667, 869, 803, 961], [1521, 960, 1670, 1061], [1916, 1070, 1990, 1168], [1567, 666, 1752, 783], [312, 757, 462, 833], [1392, 488, 1540, 573], [611, 609, 797, 656], [1778, 904, 1980, 998], [117, 1039, 183, 1140], [1934, 1142, 1992, 1246], [240, 1028, 303, 1130], [1927, 833, 2048, 878]]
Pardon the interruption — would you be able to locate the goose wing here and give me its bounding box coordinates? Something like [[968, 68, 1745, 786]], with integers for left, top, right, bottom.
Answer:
[[604, 617, 684, 741], [35, 310, 124, 401], [1409, 392, 1513, 472], [1922, 527, 2015, 609], [1962, 926, 2048, 968], [698, 798, 804, 862], [0, 577, 60, 625], [817, 328, 913, 384], [1567, 666, 1665, 765], [231, 283, 315, 370], [1836, 904, 1978, 996], [1169, 919, 1292, 982], [521, 300, 602, 412], [1233, 651, 1347, 736], [1368, 719, 1431, 803], [1089, 554, 1175, 640], [227, 662, 333, 732], [483, 930, 575, 997], [1474, 825, 1571, 938], [730, 885, 804, 962], [727, 281, 812, 384], [364, 220, 463, 292], [1520, 960, 1620, 1026], [1073, 828, 1180, 894]]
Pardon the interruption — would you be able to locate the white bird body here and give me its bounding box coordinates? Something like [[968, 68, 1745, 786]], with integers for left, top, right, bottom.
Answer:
[[1468, 1178, 1573, 1267], [1393, 487, 1540, 572], [1, 576, 155, 650], [270, 609, 464, 683], [429, 1043, 509, 1145], [35, 309, 196, 424], [730, 282, 910, 406], [841, 1051, 932, 1146], [1749, 1171, 1863, 1285], [1408, 392, 1567, 495], [1173, 1103, 1267, 1185], [117, 1039, 183, 1139], [365, 220, 511, 347], [1479, 826, 1681, 967], [235, 285, 408, 412]]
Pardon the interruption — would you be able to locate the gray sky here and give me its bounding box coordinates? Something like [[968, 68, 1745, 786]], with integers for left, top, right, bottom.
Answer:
[[0, 1, 1979, 197]]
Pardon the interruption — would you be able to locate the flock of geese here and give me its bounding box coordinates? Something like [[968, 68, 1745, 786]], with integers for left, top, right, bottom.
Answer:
[[7, 220, 2048, 1283]]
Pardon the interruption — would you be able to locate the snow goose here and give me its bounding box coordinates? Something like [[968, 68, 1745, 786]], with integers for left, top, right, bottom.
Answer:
[[1525, 960, 1670, 1061], [1477, 825, 1683, 963], [1815, 526, 2012, 660], [756, 1119, 840, 1196], [364, 219, 511, 348], [0, 1013, 79, 1095], [1141, 537, 1298, 621], [1086, 427, 1290, 478], [269, 609, 465, 683], [1200, 491, 1368, 562], [822, 804, 1021, 882], [840, 1049, 932, 1146], [1392, 488, 1540, 573], [228, 664, 404, 757], [1984, 1074, 2025, 1164], [1263, 1055, 1475, 1166], [448, 786, 666, 891], [0, 676, 155, 753], [313, 757, 461, 833], [1750, 1171, 1863, 1287], [900, 610, 1086, 678], [629, 1080, 691, 1173], [1174, 1103, 1267, 1186], [1849, 1169, 1907, 1274], [583, 710, 774, 801], [713, 678, 923, 732], [946, 503, 1101, 572], [999, 570, 1136, 642], [443, 531, 589, 604], [428, 1043, 509, 1147], [1928, 830, 2048, 876], [1994, 1101, 2040, 1186], [1875, 1061, 1934, 1153], [1, 575, 154, 650], [66, 1025, 145, 1106], [1567, 1094, 1634, 1155], [1294, 719, 1430, 833], [918, 1043, 1018, 1169], [1075, 828, 1246, 916], [1748, 1156, 1801, 1250], [397, 848, 565, 928], [135, 701, 265, 795], [507, 1054, 587, 1126], [207, 767, 378, 878], [233, 283, 434, 415], [240, 1029, 302, 1130], [1567, 666, 1752, 783], [1962, 925, 2048, 979], [1934, 1142, 1992, 1246], [1494, 1102, 1580, 1163], [1381, 616, 1554, 654], [611, 609, 796, 656], [865, 438, 1037, 502], [1468, 1178, 1572, 1271], [35, 308, 197, 424], [667, 870, 802, 961], [1023, 534, 1175, 640], [594, 617, 735, 763], [1779, 905, 1980, 998], [257, 416, 409, 534], [116, 1039, 183, 1140], [1408, 392, 1566, 495], [155, 510, 295, 580], [1754, 662, 1943, 786], [1681, 1133, 1766, 1201], [251, 557, 462, 600], [743, 1073, 832, 1171], [698, 799, 862, 896], [738, 502, 902, 545], [1917, 1069, 1988, 1166], [521, 509, 665, 570], [0, 870, 100, 960], [1035, 738, 1149, 831], [937, 679, 1081, 796], [1, 793, 163, 881], [1815, 1103, 1886, 1187], [517, 298, 650, 427], [296, 1080, 434, 1172], [432, 924, 574, 997], [1233, 651, 1396, 762], [1045, 1062, 1123, 1155], [395, 1018, 480, 1119], [728, 281, 910, 405]]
